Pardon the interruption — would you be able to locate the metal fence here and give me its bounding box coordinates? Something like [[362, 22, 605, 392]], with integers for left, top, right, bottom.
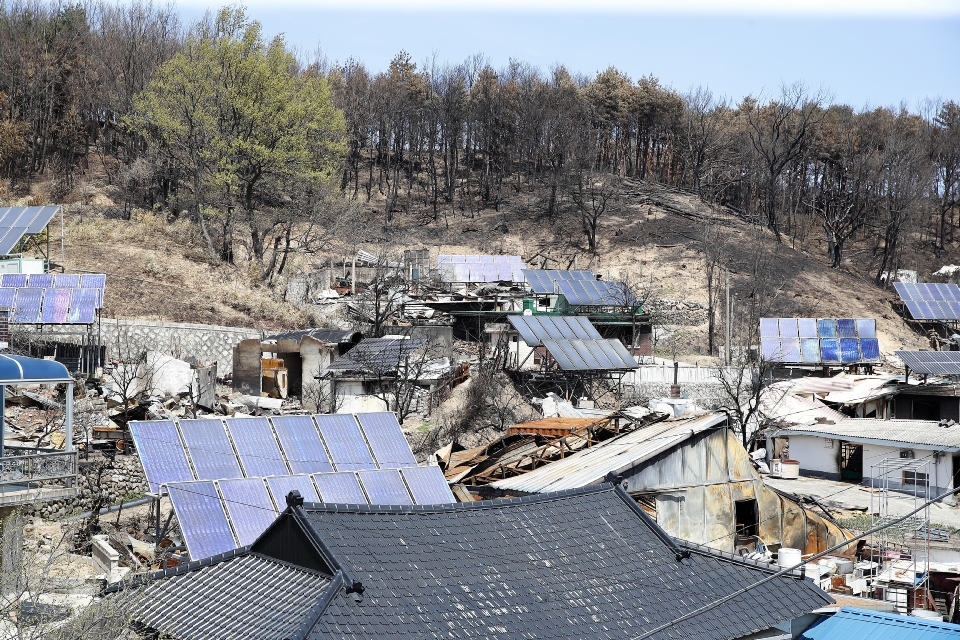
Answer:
[[0, 448, 77, 489]]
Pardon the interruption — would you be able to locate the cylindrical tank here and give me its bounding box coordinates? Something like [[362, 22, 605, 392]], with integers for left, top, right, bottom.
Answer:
[[780, 459, 800, 479], [778, 547, 802, 568]]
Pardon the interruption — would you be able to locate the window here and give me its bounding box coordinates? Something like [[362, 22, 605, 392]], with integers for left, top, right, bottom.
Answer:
[[903, 471, 928, 486]]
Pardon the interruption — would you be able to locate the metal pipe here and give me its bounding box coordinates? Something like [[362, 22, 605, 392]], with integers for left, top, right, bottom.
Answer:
[[62, 496, 152, 522], [65, 381, 73, 487]]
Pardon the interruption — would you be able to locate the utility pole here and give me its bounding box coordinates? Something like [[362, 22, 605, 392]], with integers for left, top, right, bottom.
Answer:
[[725, 267, 731, 366]]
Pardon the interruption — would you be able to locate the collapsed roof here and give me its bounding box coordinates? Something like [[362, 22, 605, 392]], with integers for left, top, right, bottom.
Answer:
[[112, 484, 832, 640], [325, 337, 425, 375]]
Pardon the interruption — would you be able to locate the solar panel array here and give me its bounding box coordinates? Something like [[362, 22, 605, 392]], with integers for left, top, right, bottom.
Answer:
[[0, 273, 105, 323], [507, 315, 602, 346], [0, 206, 60, 255], [165, 466, 454, 559], [542, 338, 638, 371], [759, 318, 881, 364], [523, 269, 595, 294], [523, 269, 636, 306], [893, 283, 960, 321], [896, 350, 960, 375], [438, 255, 525, 283], [129, 412, 417, 494]]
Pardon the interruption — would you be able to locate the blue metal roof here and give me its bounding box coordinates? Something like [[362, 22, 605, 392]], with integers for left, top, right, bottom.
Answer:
[[0, 354, 71, 384], [799, 607, 960, 640]]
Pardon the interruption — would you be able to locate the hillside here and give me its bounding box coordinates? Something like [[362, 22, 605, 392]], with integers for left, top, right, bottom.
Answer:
[[27, 175, 930, 364]]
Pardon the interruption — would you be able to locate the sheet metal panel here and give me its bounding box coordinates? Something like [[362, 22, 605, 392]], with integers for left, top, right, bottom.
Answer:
[[314, 414, 376, 471], [356, 412, 418, 468], [265, 474, 319, 508], [270, 416, 334, 474], [224, 417, 289, 477], [217, 477, 277, 546], [312, 472, 368, 504], [41, 288, 71, 323], [68, 288, 98, 323], [179, 418, 242, 481], [130, 420, 195, 493], [166, 481, 237, 559], [401, 466, 456, 505], [357, 469, 413, 505], [12, 288, 42, 322]]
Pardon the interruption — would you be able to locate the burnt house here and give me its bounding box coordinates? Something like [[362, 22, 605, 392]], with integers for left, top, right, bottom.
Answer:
[[893, 384, 960, 422], [111, 485, 834, 640]]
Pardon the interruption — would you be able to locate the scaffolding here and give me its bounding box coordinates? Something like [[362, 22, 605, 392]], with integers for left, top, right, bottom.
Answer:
[[869, 455, 932, 613]]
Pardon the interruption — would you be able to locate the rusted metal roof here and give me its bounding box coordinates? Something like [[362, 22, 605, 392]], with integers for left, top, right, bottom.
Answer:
[[490, 412, 727, 494]]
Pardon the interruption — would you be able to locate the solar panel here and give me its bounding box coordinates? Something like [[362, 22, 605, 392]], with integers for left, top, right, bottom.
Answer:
[[217, 478, 277, 546], [894, 282, 960, 320], [541, 339, 636, 371], [798, 318, 819, 338], [860, 339, 881, 361], [760, 319, 780, 338], [761, 338, 781, 361], [401, 466, 455, 505], [897, 350, 960, 375], [855, 318, 876, 338], [357, 469, 413, 505], [27, 274, 53, 288], [41, 288, 70, 323], [356, 412, 418, 468], [781, 338, 801, 362], [224, 418, 289, 477], [778, 318, 799, 338], [312, 472, 368, 503], [839, 338, 861, 363], [80, 274, 106, 290], [820, 339, 840, 362], [314, 414, 376, 471], [166, 481, 237, 559], [12, 288, 42, 322], [0, 287, 15, 309], [179, 418, 242, 481], [53, 274, 79, 288], [270, 416, 334, 474], [129, 420, 195, 493], [264, 474, 319, 508], [837, 319, 857, 338], [68, 288, 98, 323], [761, 317, 881, 364], [801, 338, 821, 363], [1, 274, 26, 288], [507, 315, 602, 347], [817, 319, 838, 338]]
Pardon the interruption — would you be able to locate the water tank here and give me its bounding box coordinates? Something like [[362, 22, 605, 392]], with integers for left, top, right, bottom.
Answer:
[[778, 548, 802, 568], [780, 459, 800, 479]]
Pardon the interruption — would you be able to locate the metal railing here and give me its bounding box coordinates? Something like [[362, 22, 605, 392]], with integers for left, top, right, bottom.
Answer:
[[0, 448, 78, 488]]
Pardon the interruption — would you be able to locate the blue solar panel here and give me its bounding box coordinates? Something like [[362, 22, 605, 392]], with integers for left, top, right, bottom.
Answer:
[[905, 301, 926, 320], [401, 466, 455, 505], [820, 339, 840, 362], [818, 319, 838, 338], [801, 338, 821, 363], [314, 414, 376, 471], [179, 418, 242, 481], [217, 478, 277, 546], [68, 288, 98, 323], [837, 319, 857, 338], [1, 274, 26, 288], [312, 472, 368, 504], [780, 338, 801, 362], [761, 338, 781, 361], [80, 274, 106, 290], [265, 474, 319, 508], [0, 287, 14, 309], [860, 338, 881, 361], [53, 274, 79, 288], [129, 420, 195, 493], [839, 338, 860, 363], [356, 412, 417, 468], [13, 288, 42, 322], [167, 481, 237, 559], [27, 274, 52, 288], [778, 318, 799, 338], [797, 318, 818, 338], [270, 416, 334, 474], [223, 418, 288, 477], [855, 318, 876, 339], [41, 288, 70, 323], [357, 469, 413, 505]]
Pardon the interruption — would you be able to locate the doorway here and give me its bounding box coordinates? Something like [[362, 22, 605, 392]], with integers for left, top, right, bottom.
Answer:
[[734, 499, 759, 538], [840, 441, 864, 482]]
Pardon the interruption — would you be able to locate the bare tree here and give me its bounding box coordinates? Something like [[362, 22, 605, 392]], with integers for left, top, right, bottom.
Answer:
[[714, 357, 776, 448], [103, 330, 156, 426], [568, 171, 620, 255]]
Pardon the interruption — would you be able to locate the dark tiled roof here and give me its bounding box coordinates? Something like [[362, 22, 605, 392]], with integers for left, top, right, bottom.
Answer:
[[125, 552, 330, 640], [304, 486, 832, 640]]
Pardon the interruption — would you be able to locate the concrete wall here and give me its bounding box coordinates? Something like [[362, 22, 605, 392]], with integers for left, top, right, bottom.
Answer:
[[33, 319, 262, 375], [783, 434, 956, 500]]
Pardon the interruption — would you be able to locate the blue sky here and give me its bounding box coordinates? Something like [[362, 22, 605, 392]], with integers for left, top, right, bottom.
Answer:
[[177, 1, 960, 109]]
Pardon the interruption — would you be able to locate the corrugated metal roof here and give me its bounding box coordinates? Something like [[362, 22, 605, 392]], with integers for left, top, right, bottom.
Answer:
[[798, 607, 960, 639], [757, 381, 849, 427], [507, 315, 601, 346], [775, 418, 960, 451], [490, 412, 727, 493]]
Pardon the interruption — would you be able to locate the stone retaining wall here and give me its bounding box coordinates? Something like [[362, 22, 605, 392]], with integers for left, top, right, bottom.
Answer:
[[30, 452, 148, 521]]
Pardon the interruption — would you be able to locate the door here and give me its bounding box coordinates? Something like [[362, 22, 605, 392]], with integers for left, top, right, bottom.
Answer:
[[840, 441, 863, 482]]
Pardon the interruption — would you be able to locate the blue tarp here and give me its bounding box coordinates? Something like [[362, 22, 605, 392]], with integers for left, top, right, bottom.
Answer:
[[0, 354, 71, 384], [799, 607, 960, 640]]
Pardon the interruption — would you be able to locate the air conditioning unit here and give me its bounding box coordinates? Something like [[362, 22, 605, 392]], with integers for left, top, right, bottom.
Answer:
[[900, 449, 915, 459]]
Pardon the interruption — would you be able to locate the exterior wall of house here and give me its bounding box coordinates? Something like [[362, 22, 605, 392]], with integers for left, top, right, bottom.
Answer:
[[894, 395, 960, 422], [779, 434, 956, 502]]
